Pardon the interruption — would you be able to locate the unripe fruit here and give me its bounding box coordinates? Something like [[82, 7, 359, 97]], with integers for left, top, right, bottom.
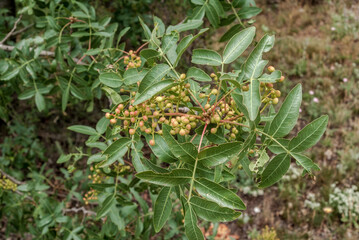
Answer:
[[211, 128, 217, 134], [143, 115, 148, 121], [230, 133, 236, 138], [275, 90, 281, 97], [157, 130, 163, 135], [199, 93, 206, 98], [118, 104, 124, 110], [131, 117, 136, 123], [170, 95, 175, 100], [185, 83, 191, 88], [105, 113, 111, 119], [170, 130, 176, 135], [272, 98, 279, 104], [129, 129, 136, 135], [210, 73, 216, 78], [242, 85, 249, 92], [129, 105, 134, 111], [152, 122, 157, 128], [110, 118, 117, 124], [145, 128, 151, 134], [166, 103, 173, 108], [189, 116, 196, 122], [268, 66, 275, 73], [124, 110, 130, 117], [156, 96, 163, 102], [211, 89, 218, 95], [204, 104, 211, 110], [279, 76, 285, 82], [129, 50, 133, 55], [153, 111, 160, 117], [180, 73, 186, 80], [183, 96, 190, 102], [149, 139, 155, 146], [214, 114, 221, 122], [159, 117, 166, 123], [130, 111, 135, 116], [190, 122, 197, 128], [266, 83, 273, 89], [139, 121, 144, 127], [124, 120, 129, 126], [179, 129, 186, 136]]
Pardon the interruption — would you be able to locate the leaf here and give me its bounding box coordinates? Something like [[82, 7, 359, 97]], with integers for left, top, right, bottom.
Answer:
[[136, 169, 192, 187], [103, 138, 131, 157], [99, 72, 123, 88], [219, 24, 242, 42], [97, 194, 115, 219], [192, 49, 222, 66], [291, 153, 320, 173], [190, 197, 241, 222], [123, 68, 148, 86], [68, 125, 98, 135], [166, 20, 203, 34], [162, 125, 198, 163], [174, 28, 208, 67], [140, 49, 160, 60], [258, 70, 282, 83], [153, 187, 172, 232], [146, 134, 177, 163], [162, 32, 179, 54], [96, 117, 110, 134], [205, 3, 219, 28], [258, 153, 290, 188], [267, 84, 302, 138], [222, 26, 256, 64], [184, 205, 204, 240], [187, 67, 212, 82], [35, 92, 46, 112], [289, 115, 328, 152], [242, 34, 275, 121], [198, 142, 241, 167], [133, 80, 176, 105], [138, 64, 171, 93], [268, 138, 290, 154], [1, 68, 19, 81], [237, 7, 262, 19], [194, 178, 246, 210]]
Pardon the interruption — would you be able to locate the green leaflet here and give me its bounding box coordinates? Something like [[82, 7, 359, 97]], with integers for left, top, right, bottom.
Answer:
[[68, 125, 98, 135], [96, 194, 115, 219], [194, 178, 246, 210], [198, 142, 242, 167], [242, 34, 275, 121], [153, 187, 172, 232], [258, 153, 290, 188], [103, 138, 131, 158], [135, 169, 192, 187], [191, 49, 222, 66], [267, 84, 302, 138], [187, 67, 212, 82], [190, 197, 241, 222], [138, 64, 171, 93], [289, 115, 328, 152], [133, 80, 176, 105], [99, 72, 123, 88], [222, 26, 256, 64], [162, 124, 198, 163], [162, 32, 179, 54], [184, 205, 204, 240], [258, 70, 282, 83], [123, 68, 148, 86], [146, 134, 177, 163], [174, 28, 208, 67], [291, 152, 320, 173]]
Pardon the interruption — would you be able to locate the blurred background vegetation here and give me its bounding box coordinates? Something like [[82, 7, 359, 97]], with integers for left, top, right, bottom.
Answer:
[[0, 0, 358, 239]]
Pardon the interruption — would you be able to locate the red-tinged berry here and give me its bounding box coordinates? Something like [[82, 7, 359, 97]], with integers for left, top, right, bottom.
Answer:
[[105, 113, 111, 119], [139, 121, 144, 127], [149, 139, 155, 146], [268, 66, 275, 73], [211, 128, 217, 134], [124, 110, 130, 117], [143, 115, 148, 121], [110, 118, 117, 124], [204, 104, 211, 110], [179, 129, 186, 136], [129, 129, 136, 135], [279, 76, 285, 82]]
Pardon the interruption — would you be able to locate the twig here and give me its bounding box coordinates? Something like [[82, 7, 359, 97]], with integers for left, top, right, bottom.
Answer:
[[0, 44, 85, 65], [11, 24, 34, 36], [63, 206, 96, 216], [0, 168, 24, 185], [0, 15, 22, 45]]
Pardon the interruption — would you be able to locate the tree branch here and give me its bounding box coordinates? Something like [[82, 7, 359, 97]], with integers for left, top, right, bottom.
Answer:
[[0, 15, 22, 45]]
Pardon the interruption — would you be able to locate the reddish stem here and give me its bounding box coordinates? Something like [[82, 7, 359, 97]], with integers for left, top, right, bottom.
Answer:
[[198, 123, 208, 152]]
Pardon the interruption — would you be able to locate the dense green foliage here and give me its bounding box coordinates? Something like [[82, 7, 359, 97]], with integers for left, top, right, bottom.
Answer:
[[0, 0, 333, 239]]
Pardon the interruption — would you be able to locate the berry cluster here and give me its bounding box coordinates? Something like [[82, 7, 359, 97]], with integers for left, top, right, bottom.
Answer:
[[123, 50, 142, 70], [104, 67, 285, 145], [0, 174, 17, 191]]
